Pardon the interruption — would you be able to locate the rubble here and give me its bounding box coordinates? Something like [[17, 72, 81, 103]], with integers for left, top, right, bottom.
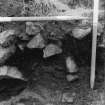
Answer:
[[66, 56, 78, 73], [71, 27, 91, 39], [66, 74, 79, 82], [27, 33, 45, 49], [0, 66, 25, 80], [62, 92, 76, 103], [97, 22, 104, 36], [26, 22, 41, 35], [43, 44, 62, 58], [0, 45, 16, 65], [0, 30, 15, 46], [16, 103, 25, 105]]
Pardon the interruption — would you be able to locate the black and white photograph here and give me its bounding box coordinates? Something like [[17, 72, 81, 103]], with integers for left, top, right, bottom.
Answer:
[[0, 0, 105, 105]]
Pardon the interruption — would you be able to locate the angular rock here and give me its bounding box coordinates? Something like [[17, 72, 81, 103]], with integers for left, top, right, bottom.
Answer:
[[44, 23, 64, 40], [26, 22, 41, 35], [66, 56, 78, 73], [62, 92, 76, 103], [43, 44, 62, 58], [66, 74, 78, 82], [72, 27, 91, 39], [46, 103, 54, 105], [27, 33, 45, 49], [16, 103, 25, 105], [0, 30, 15, 46], [97, 22, 104, 36], [0, 66, 25, 80], [0, 45, 16, 65], [59, 22, 72, 33]]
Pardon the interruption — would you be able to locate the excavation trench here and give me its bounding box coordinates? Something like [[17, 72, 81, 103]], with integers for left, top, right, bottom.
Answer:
[[0, 33, 104, 105]]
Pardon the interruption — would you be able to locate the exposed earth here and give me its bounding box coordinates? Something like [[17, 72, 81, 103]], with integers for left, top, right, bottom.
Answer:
[[0, 47, 104, 105], [0, 0, 104, 105]]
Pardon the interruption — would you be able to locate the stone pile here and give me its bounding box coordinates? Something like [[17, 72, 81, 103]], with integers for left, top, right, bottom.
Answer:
[[0, 20, 103, 80]]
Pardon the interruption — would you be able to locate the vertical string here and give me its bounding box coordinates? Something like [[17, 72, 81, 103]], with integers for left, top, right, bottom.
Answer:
[[90, 0, 99, 89], [23, 0, 26, 15]]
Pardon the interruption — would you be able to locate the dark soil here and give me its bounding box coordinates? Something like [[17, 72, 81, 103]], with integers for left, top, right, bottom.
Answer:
[[0, 46, 104, 105]]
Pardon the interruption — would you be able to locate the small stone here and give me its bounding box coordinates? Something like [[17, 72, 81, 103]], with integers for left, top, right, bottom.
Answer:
[[26, 22, 41, 35], [0, 45, 16, 65], [72, 92, 76, 97], [43, 44, 62, 58], [62, 92, 75, 103], [27, 33, 45, 49], [97, 22, 104, 35], [0, 66, 25, 80], [18, 43, 26, 51], [46, 103, 54, 105], [0, 30, 15, 45], [66, 74, 78, 82], [16, 103, 25, 105], [0, 66, 7, 76], [72, 27, 91, 39], [66, 56, 78, 73]]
